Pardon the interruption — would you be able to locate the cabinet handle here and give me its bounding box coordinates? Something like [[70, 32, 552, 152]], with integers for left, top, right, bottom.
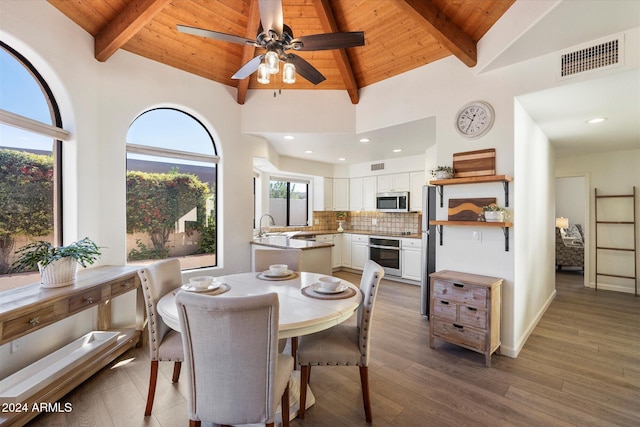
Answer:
[[29, 317, 40, 326], [467, 307, 477, 311], [83, 297, 94, 304], [440, 301, 449, 305], [453, 283, 464, 288], [453, 323, 464, 329]]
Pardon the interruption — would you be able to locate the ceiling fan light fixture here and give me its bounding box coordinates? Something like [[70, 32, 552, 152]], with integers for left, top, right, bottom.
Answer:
[[283, 62, 296, 84], [265, 50, 279, 74], [257, 62, 270, 84]]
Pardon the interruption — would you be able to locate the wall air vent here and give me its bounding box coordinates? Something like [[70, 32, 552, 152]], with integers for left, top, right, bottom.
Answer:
[[370, 162, 385, 171], [559, 34, 623, 80]]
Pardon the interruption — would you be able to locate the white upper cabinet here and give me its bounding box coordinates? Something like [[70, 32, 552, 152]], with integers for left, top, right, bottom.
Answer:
[[378, 173, 410, 192], [313, 177, 333, 211], [410, 171, 425, 212], [333, 178, 349, 211], [362, 176, 377, 210], [324, 177, 333, 211], [349, 178, 363, 211]]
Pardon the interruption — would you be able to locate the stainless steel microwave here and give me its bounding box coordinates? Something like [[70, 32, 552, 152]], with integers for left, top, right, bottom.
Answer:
[[376, 191, 410, 212]]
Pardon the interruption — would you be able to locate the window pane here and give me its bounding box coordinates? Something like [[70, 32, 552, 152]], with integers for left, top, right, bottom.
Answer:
[[289, 182, 308, 226], [126, 109, 217, 270], [0, 45, 59, 291], [269, 180, 287, 226]]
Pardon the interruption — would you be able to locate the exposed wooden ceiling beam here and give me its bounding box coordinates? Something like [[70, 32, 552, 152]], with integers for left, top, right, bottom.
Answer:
[[313, 0, 360, 104], [394, 0, 477, 67], [95, 0, 171, 62], [236, 1, 261, 105]]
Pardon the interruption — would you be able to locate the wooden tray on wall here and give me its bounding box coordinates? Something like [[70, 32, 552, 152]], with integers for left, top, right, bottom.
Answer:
[[448, 198, 496, 221], [453, 149, 496, 178]]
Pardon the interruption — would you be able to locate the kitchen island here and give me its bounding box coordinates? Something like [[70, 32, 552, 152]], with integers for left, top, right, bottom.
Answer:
[[251, 236, 334, 275]]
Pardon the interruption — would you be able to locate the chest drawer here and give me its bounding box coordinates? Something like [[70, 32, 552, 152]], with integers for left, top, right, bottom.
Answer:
[[433, 279, 487, 308], [459, 306, 487, 329], [68, 288, 102, 313], [432, 319, 486, 351], [432, 298, 457, 321], [2, 301, 68, 340], [110, 276, 138, 297]]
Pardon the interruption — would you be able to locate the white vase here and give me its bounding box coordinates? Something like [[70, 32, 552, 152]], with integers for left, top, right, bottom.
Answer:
[[484, 211, 505, 222], [39, 257, 78, 288], [435, 171, 453, 179]]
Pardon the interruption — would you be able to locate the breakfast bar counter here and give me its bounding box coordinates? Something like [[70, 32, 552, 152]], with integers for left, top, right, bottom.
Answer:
[[251, 236, 333, 275]]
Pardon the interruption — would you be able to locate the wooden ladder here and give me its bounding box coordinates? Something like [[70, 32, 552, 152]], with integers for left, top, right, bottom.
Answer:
[[594, 187, 637, 296]]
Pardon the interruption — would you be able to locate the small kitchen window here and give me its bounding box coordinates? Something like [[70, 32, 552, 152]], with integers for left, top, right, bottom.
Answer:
[[269, 179, 308, 226]]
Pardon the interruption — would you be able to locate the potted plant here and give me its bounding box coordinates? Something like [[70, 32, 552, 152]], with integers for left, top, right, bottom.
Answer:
[[431, 166, 455, 179], [482, 205, 507, 222], [335, 211, 347, 232], [12, 237, 102, 288]]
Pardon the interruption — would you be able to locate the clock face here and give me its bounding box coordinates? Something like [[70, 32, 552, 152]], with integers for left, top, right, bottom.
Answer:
[[455, 101, 495, 138]]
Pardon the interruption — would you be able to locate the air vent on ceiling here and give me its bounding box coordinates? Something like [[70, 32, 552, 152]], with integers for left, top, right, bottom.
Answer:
[[559, 34, 623, 80], [371, 162, 385, 171]]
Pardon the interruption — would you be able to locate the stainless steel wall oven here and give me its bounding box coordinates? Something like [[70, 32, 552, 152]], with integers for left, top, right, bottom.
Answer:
[[369, 237, 401, 276]]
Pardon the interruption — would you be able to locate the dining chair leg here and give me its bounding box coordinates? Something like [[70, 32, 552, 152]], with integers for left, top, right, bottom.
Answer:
[[359, 366, 372, 422], [171, 361, 182, 382], [145, 360, 159, 416], [291, 337, 298, 369], [281, 381, 290, 427], [189, 420, 201, 427], [298, 365, 310, 419]]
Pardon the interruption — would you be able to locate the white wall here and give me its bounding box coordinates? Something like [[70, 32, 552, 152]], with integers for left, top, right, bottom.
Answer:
[[556, 149, 640, 293], [556, 176, 587, 227]]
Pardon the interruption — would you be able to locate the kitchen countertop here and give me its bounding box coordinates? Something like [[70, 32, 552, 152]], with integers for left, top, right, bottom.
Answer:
[[251, 236, 334, 250], [294, 229, 421, 239]]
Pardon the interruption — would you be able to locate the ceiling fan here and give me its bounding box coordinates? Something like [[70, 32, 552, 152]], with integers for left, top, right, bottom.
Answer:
[[177, 0, 364, 85]]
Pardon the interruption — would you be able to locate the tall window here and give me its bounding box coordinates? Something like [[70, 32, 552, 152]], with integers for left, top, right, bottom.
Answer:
[[0, 42, 65, 289], [126, 108, 218, 270], [269, 179, 308, 226]]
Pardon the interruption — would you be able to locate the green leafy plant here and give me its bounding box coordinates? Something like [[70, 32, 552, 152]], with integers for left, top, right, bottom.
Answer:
[[431, 166, 455, 177], [11, 237, 102, 272], [127, 239, 170, 261], [335, 211, 347, 220], [483, 204, 507, 212]]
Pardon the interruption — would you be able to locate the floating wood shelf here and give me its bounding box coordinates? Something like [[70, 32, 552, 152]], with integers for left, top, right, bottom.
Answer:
[[429, 175, 513, 207], [429, 220, 513, 251]]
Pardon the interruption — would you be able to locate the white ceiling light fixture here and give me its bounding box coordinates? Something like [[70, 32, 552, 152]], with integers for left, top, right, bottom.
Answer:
[[338, 157, 346, 161], [282, 62, 296, 84], [359, 138, 370, 143], [265, 50, 280, 74], [284, 135, 294, 140], [304, 150, 313, 154], [257, 62, 270, 84], [586, 117, 607, 124], [393, 148, 402, 153]]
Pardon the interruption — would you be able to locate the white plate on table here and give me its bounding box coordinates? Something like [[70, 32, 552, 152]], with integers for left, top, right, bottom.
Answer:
[[262, 269, 293, 278], [311, 282, 348, 294], [181, 282, 221, 293]]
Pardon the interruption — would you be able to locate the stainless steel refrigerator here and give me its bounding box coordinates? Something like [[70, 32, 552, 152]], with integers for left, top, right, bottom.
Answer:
[[420, 185, 437, 317]]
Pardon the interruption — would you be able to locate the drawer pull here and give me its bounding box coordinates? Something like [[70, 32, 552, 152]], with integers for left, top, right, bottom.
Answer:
[[453, 323, 464, 329], [83, 297, 94, 304], [440, 301, 450, 305], [453, 283, 464, 288], [467, 307, 477, 311], [29, 317, 40, 326]]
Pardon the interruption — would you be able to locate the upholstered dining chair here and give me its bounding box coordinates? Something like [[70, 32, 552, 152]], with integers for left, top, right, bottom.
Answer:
[[137, 258, 184, 417], [297, 260, 385, 422], [175, 291, 294, 427], [253, 248, 302, 272]]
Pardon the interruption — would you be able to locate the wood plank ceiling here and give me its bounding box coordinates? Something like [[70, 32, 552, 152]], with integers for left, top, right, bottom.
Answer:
[[47, 0, 514, 104]]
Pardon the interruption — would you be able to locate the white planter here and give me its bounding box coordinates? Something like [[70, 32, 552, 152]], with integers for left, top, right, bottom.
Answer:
[[434, 171, 453, 179], [38, 257, 78, 288], [484, 211, 505, 222]]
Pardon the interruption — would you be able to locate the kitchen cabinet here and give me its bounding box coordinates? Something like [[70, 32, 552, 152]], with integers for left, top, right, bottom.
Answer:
[[349, 178, 363, 211], [378, 173, 410, 192], [333, 178, 349, 211], [341, 233, 352, 267], [409, 171, 425, 212], [316, 234, 341, 269], [351, 234, 369, 270], [429, 270, 502, 367], [401, 238, 421, 281], [363, 176, 377, 210], [312, 177, 333, 211]]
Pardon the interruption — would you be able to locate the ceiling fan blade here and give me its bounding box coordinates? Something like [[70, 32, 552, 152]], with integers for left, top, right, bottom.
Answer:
[[291, 32, 365, 51], [258, 0, 284, 38], [177, 24, 257, 46], [289, 54, 326, 85], [232, 55, 265, 80]]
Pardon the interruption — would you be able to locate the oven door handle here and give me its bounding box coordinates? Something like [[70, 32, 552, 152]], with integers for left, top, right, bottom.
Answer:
[[368, 244, 401, 250]]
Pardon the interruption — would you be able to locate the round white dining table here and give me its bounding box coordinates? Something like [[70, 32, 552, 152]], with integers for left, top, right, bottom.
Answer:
[[157, 271, 362, 339]]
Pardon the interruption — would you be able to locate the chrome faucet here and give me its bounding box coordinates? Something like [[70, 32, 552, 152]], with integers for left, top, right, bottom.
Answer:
[[258, 214, 275, 237]]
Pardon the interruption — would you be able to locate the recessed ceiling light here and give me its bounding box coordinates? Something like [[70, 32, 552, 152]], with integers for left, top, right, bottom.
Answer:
[[393, 148, 402, 153], [304, 150, 313, 154], [284, 135, 294, 140], [359, 138, 370, 143], [338, 157, 346, 161], [586, 117, 607, 124]]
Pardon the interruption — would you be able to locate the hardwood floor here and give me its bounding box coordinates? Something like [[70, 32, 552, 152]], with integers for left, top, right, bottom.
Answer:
[[26, 270, 639, 427]]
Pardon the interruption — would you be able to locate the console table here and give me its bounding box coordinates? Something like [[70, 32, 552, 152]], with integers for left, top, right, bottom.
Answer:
[[0, 265, 143, 426]]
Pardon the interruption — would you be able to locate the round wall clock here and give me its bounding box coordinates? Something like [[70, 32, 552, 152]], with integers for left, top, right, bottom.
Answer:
[[455, 101, 495, 139]]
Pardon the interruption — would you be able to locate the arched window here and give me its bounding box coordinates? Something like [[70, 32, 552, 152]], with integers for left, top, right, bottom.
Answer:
[[0, 42, 66, 289], [126, 108, 218, 269]]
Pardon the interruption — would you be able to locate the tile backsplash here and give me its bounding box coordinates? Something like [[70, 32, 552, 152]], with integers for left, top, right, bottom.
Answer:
[[269, 210, 421, 235]]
